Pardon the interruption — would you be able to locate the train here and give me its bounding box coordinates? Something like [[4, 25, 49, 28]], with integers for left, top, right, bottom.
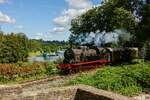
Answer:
[[58, 46, 138, 74]]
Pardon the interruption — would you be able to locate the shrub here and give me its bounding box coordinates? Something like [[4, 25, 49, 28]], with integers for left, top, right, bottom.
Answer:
[[69, 63, 150, 96], [118, 85, 142, 96], [0, 62, 58, 83], [45, 62, 58, 76], [0, 33, 28, 63], [0, 64, 17, 79]]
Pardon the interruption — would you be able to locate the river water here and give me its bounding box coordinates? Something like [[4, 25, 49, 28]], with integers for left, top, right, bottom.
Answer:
[[28, 50, 64, 62]]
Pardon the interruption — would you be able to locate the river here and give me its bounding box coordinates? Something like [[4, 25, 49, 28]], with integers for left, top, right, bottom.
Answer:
[[28, 50, 64, 62]]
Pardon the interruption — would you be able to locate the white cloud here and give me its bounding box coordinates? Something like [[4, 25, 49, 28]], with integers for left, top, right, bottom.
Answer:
[[65, 0, 92, 9], [53, 16, 70, 27], [0, 0, 7, 4], [52, 0, 93, 28], [0, 11, 15, 24], [50, 27, 65, 33], [50, 0, 96, 40], [63, 8, 88, 18]]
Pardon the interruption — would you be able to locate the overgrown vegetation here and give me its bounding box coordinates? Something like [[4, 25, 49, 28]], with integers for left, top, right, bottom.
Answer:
[[0, 62, 58, 84], [0, 32, 28, 63], [69, 62, 150, 96]]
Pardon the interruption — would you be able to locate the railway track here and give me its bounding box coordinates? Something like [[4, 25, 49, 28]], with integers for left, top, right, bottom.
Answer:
[[20, 68, 98, 94]]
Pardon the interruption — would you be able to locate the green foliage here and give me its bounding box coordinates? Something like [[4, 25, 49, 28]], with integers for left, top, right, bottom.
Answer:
[[0, 31, 68, 63], [70, 74, 95, 86], [69, 0, 150, 48], [69, 0, 141, 47], [28, 39, 68, 54], [111, 8, 136, 32], [70, 0, 138, 36], [28, 39, 42, 53], [118, 85, 142, 96], [69, 63, 150, 96], [45, 62, 58, 76], [0, 32, 28, 63], [136, 3, 150, 46]]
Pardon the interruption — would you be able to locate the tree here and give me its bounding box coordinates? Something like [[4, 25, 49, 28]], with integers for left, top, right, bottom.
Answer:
[[0, 32, 29, 63], [69, 0, 147, 47], [136, 3, 150, 44], [70, 0, 139, 35]]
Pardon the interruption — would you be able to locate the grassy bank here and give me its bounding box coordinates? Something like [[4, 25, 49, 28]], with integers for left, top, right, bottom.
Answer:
[[69, 62, 150, 96]]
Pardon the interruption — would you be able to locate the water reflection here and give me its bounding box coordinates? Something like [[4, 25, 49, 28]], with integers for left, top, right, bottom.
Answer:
[[28, 50, 64, 62]]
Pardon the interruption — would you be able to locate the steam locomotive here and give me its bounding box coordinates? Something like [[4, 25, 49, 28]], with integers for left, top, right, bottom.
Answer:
[[58, 46, 138, 73]]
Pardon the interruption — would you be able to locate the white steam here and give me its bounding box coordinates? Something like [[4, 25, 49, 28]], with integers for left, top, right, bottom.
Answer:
[[73, 29, 132, 47]]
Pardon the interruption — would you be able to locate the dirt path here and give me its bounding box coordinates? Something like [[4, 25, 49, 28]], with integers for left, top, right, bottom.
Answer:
[[21, 69, 97, 95]]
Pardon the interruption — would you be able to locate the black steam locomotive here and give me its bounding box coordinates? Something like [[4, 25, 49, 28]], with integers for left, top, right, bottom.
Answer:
[[58, 46, 138, 73]]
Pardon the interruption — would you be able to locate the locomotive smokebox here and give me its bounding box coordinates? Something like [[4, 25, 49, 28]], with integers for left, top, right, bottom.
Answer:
[[63, 48, 75, 63], [64, 48, 74, 60]]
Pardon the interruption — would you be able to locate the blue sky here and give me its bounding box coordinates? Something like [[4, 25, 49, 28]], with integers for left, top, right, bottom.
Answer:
[[0, 0, 100, 41]]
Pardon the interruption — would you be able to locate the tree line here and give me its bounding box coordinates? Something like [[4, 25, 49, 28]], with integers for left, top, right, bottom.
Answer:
[[28, 39, 68, 53]]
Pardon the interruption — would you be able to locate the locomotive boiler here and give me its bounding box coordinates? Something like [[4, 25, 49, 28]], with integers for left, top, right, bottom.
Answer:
[[63, 47, 108, 64], [58, 46, 138, 73]]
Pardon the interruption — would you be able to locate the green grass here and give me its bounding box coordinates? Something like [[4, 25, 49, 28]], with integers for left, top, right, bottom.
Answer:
[[28, 51, 42, 57], [69, 62, 150, 96]]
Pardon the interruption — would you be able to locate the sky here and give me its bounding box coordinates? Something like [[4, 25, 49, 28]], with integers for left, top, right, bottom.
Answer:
[[0, 0, 101, 41]]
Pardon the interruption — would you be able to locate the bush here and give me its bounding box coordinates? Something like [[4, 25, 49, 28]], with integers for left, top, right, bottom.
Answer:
[[0, 32, 28, 63], [0, 64, 17, 79], [69, 63, 150, 96], [118, 85, 142, 96], [45, 62, 58, 76], [0, 62, 58, 84]]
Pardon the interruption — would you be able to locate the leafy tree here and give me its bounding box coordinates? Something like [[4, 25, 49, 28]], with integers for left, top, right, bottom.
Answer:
[[136, 3, 150, 45], [0, 32, 29, 63], [70, 0, 148, 48], [70, 0, 138, 35]]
